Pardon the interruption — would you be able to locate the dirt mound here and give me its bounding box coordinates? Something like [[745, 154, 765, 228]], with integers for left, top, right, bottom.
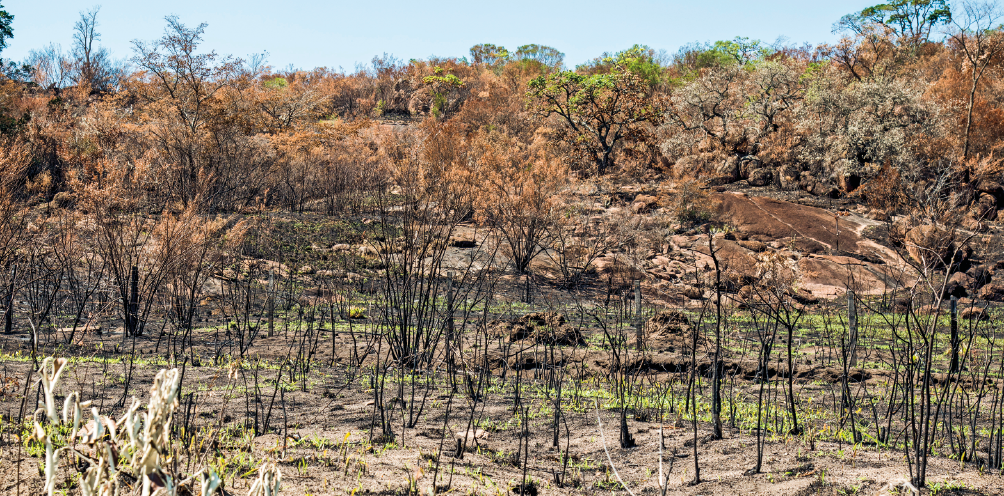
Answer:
[[644, 310, 690, 335], [595, 352, 879, 386], [638, 311, 705, 352], [962, 307, 988, 321], [492, 312, 584, 346]]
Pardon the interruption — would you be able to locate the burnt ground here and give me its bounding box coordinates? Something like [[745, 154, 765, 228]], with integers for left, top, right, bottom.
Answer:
[[0, 309, 1000, 496], [4, 182, 1004, 495]]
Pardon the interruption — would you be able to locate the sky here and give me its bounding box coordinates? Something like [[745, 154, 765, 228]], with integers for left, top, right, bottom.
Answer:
[[3, 0, 878, 72]]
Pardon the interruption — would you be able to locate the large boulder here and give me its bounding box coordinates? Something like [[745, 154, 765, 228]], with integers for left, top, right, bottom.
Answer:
[[632, 194, 659, 214], [712, 192, 927, 299], [716, 193, 897, 262], [715, 156, 740, 181], [974, 192, 998, 221], [800, 173, 839, 198], [945, 271, 973, 298], [967, 265, 992, 288], [797, 255, 908, 298], [949, 271, 974, 288], [961, 307, 988, 321], [748, 168, 773, 187], [904, 225, 954, 267], [944, 274, 969, 299], [680, 286, 704, 299], [890, 216, 919, 245], [739, 155, 762, 179], [978, 282, 1004, 302]]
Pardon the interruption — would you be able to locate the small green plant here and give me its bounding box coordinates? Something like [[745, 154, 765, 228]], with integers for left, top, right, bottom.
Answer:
[[593, 469, 621, 490], [404, 463, 423, 495], [929, 480, 967, 495], [839, 484, 861, 495]]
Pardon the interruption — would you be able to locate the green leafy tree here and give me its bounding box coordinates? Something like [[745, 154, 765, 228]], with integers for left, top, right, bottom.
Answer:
[[578, 44, 666, 86], [422, 66, 465, 119], [671, 37, 771, 81], [528, 68, 660, 175], [513, 44, 564, 71], [838, 0, 952, 47], [469, 43, 510, 67], [710, 37, 771, 66], [673, 41, 737, 72], [0, 2, 12, 54], [0, 2, 29, 81]]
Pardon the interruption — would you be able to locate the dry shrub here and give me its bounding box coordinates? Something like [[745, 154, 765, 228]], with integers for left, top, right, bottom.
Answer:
[[160, 208, 248, 338], [858, 161, 909, 214], [0, 137, 31, 195], [0, 138, 32, 273], [472, 127, 567, 273], [968, 153, 1004, 187], [667, 180, 719, 227], [270, 120, 387, 213]]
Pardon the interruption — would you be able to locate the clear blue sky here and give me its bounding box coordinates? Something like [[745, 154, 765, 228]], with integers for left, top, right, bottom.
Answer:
[[3, 0, 876, 72]]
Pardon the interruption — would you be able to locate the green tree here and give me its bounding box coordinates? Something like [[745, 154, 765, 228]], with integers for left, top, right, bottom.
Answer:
[[578, 44, 666, 86], [0, 2, 12, 55], [710, 37, 771, 66], [512, 44, 564, 71], [469, 43, 509, 67], [0, 2, 30, 81], [422, 66, 464, 119], [673, 41, 736, 72], [838, 0, 952, 47], [671, 37, 771, 79], [528, 68, 660, 175]]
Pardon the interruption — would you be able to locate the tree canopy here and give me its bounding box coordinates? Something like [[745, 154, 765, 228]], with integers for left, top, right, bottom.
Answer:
[[0, 2, 12, 55]]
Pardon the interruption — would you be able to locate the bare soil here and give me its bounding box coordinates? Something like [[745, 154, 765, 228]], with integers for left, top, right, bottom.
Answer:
[[0, 323, 999, 496]]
